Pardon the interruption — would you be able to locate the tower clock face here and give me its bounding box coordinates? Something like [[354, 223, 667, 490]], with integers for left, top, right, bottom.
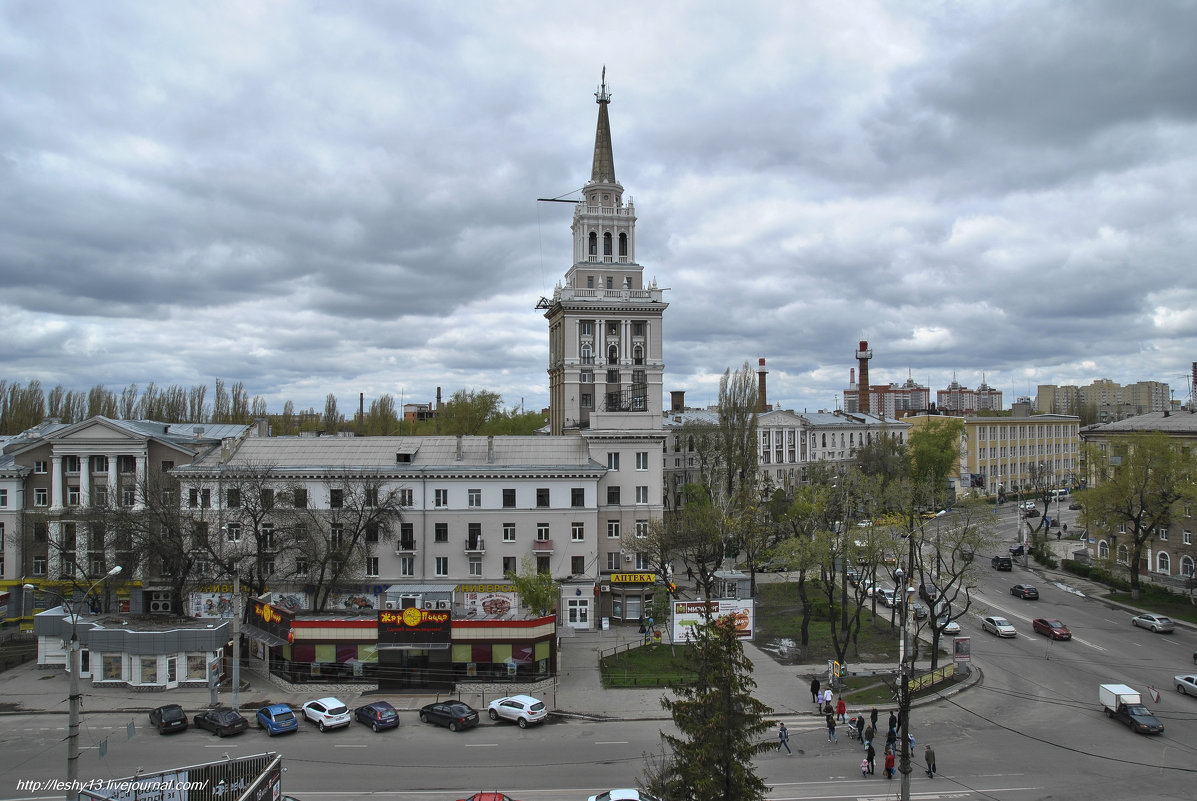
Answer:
[[603, 194, 610, 202]]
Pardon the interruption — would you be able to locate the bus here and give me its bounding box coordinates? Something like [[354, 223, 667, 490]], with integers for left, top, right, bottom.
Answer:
[[1050, 488, 1070, 501]]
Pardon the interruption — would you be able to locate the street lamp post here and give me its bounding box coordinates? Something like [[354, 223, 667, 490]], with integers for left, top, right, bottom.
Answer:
[[894, 562, 915, 800], [29, 565, 123, 801]]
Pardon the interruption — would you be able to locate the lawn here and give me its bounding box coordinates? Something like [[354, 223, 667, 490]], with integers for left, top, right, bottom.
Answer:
[[752, 580, 907, 665], [599, 641, 697, 688]]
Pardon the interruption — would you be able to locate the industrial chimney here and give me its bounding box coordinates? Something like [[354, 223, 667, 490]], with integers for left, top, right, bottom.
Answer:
[[855, 340, 873, 414], [757, 358, 769, 412]]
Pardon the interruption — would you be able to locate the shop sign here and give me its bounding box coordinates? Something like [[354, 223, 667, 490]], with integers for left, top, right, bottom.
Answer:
[[190, 592, 235, 619], [610, 572, 657, 584], [326, 590, 377, 611], [249, 598, 294, 641], [671, 598, 754, 640], [459, 587, 518, 616], [378, 607, 451, 644]]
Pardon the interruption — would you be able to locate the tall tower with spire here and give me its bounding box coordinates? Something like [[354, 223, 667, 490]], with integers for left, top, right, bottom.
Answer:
[[542, 70, 669, 435]]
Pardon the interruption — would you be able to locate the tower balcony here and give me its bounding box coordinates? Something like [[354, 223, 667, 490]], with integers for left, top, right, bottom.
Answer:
[[464, 537, 486, 554], [532, 539, 554, 554], [395, 539, 417, 554]]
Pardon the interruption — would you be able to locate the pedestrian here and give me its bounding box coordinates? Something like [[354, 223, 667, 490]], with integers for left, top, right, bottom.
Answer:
[[925, 744, 936, 778], [870, 706, 878, 731], [855, 714, 865, 742], [686, 566, 694, 581], [861, 757, 869, 777], [888, 710, 897, 733], [777, 722, 791, 755], [823, 688, 834, 707], [863, 724, 873, 750], [884, 748, 896, 779], [866, 742, 876, 775], [811, 677, 821, 704], [836, 696, 847, 724], [885, 727, 896, 751], [826, 712, 837, 742]]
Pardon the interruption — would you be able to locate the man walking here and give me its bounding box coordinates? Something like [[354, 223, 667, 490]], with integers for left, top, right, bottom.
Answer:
[[811, 677, 821, 704], [826, 712, 837, 742], [866, 741, 876, 775], [778, 722, 791, 755], [863, 724, 874, 751], [854, 714, 865, 743], [925, 744, 936, 778]]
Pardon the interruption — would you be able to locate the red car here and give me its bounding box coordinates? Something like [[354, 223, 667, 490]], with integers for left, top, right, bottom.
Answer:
[[1032, 618, 1071, 640]]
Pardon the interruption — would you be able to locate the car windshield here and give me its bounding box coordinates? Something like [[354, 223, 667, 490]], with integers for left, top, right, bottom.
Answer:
[[1126, 704, 1152, 716], [529, 701, 545, 712], [1047, 620, 1064, 628], [994, 618, 1011, 626], [377, 707, 396, 718], [162, 707, 185, 720], [275, 710, 295, 721], [328, 705, 348, 715], [1155, 617, 1172, 625]]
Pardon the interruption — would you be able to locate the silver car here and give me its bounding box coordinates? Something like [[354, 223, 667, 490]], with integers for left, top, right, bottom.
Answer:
[[982, 616, 1017, 637], [487, 694, 548, 728], [1131, 613, 1175, 633]]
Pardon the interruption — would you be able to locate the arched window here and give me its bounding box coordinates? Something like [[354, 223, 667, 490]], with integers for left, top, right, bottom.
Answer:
[[1157, 552, 1170, 574], [821, 433, 827, 448], [619, 232, 628, 257], [603, 232, 612, 256], [608, 345, 618, 363], [1117, 544, 1129, 564], [633, 345, 643, 365], [580, 344, 592, 364], [588, 232, 598, 256], [1098, 540, 1109, 559], [1181, 555, 1196, 577], [687, 436, 695, 453]]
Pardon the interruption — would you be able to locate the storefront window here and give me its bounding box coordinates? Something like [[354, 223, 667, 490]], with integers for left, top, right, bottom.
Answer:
[[140, 656, 158, 684], [625, 596, 642, 621], [186, 653, 207, 680], [102, 654, 122, 681]]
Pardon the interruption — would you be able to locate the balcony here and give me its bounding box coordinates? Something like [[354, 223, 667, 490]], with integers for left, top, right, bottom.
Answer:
[[395, 540, 417, 554], [464, 537, 486, 554], [532, 539, 554, 553]]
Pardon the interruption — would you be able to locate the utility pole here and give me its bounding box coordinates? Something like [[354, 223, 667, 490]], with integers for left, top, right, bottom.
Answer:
[[232, 565, 241, 712], [66, 566, 122, 801], [896, 524, 918, 801]]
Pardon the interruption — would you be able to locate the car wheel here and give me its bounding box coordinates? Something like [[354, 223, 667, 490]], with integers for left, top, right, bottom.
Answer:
[[518, 717, 528, 729], [489, 709, 499, 721], [372, 722, 379, 732], [419, 712, 428, 723], [448, 721, 459, 732], [217, 728, 226, 738], [1104, 708, 1112, 718], [1179, 684, 1187, 695], [318, 721, 326, 732]]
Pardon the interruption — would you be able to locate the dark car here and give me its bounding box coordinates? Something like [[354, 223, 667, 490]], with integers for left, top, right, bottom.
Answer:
[[1032, 618, 1072, 640], [256, 704, 298, 736], [1011, 584, 1039, 600], [1023, 508, 1040, 518], [194, 707, 249, 737], [355, 701, 399, 732], [148, 704, 188, 734], [919, 582, 940, 604], [419, 701, 479, 732], [1068, 501, 1082, 510], [991, 555, 1012, 571], [456, 794, 522, 801]]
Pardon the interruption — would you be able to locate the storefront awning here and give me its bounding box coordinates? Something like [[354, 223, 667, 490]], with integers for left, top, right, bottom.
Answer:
[[243, 622, 289, 648]]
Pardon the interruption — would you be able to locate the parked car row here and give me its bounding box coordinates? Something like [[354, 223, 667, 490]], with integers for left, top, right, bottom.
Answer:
[[150, 694, 550, 739]]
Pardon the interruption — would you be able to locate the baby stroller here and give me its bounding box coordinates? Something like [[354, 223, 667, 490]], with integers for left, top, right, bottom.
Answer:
[[847, 716, 861, 741]]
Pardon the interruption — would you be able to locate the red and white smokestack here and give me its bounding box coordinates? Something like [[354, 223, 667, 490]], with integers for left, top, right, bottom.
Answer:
[[855, 340, 873, 413], [757, 357, 768, 412]]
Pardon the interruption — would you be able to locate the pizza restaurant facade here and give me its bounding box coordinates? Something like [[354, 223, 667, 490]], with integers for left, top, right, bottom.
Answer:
[[242, 595, 558, 691]]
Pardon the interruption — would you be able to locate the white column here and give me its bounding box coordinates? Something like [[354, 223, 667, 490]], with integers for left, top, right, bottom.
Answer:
[[107, 456, 118, 495], [622, 320, 630, 362], [51, 456, 64, 509], [79, 458, 91, 508], [135, 456, 147, 509]]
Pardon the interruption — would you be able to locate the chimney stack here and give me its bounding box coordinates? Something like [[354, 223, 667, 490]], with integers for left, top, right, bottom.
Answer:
[[436, 387, 442, 410], [855, 340, 873, 414], [757, 358, 769, 412], [671, 390, 686, 412]]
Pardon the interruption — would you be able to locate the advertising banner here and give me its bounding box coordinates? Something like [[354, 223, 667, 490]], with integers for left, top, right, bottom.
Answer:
[[457, 583, 518, 616], [378, 607, 451, 645], [671, 598, 754, 640]]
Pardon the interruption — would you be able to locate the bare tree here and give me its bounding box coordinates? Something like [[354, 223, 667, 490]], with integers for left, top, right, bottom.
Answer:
[[322, 393, 340, 434]]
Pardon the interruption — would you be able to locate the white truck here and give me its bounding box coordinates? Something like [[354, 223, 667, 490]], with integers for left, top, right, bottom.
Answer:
[[1099, 683, 1165, 734]]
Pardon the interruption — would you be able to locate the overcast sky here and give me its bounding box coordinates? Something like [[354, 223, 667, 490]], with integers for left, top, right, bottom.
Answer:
[[4, 1, 1196, 420]]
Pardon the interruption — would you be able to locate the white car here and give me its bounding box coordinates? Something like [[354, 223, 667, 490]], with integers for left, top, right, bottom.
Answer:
[[938, 617, 961, 635], [1175, 674, 1197, 696], [982, 616, 1017, 637], [588, 791, 661, 801], [487, 694, 548, 728], [876, 588, 896, 607], [301, 697, 352, 731]]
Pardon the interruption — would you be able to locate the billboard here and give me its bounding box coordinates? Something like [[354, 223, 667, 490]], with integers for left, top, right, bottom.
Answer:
[[378, 607, 451, 645], [671, 599, 755, 640]]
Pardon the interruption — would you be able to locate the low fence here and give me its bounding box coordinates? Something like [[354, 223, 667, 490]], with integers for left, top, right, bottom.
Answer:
[[909, 663, 955, 693]]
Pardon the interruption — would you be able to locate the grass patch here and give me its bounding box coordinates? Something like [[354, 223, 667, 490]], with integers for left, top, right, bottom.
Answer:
[[599, 642, 697, 688], [753, 580, 905, 664]]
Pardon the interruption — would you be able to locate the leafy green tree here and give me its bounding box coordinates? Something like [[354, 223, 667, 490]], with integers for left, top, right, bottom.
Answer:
[[436, 389, 503, 435], [505, 557, 559, 616], [1080, 432, 1197, 600], [649, 614, 774, 801]]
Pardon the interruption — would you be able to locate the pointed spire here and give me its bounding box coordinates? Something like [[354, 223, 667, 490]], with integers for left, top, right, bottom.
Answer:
[[591, 67, 616, 184]]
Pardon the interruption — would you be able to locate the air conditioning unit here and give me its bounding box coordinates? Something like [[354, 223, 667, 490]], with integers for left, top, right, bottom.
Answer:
[[384, 602, 394, 610], [423, 600, 435, 610], [600, 585, 610, 593], [148, 591, 172, 614], [624, 554, 633, 562], [435, 600, 450, 610]]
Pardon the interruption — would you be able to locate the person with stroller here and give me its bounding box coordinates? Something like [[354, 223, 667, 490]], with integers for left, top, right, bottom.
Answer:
[[854, 714, 865, 743]]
